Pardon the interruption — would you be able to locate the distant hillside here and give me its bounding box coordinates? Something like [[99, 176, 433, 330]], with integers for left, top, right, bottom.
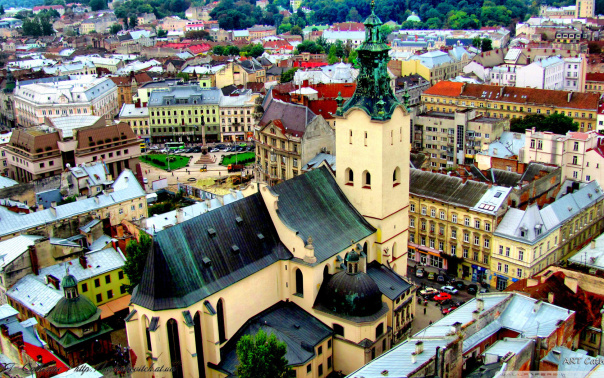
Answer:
[[0, 0, 44, 9]]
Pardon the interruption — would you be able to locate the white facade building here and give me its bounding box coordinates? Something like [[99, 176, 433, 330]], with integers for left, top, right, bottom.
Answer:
[[516, 56, 564, 90], [523, 128, 604, 184], [14, 76, 118, 127], [488, 65, 518, 86], [562, 56, 586, 92]]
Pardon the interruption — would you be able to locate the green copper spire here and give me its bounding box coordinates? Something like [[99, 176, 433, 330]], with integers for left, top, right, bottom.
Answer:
[[337, 0, 400, 120]]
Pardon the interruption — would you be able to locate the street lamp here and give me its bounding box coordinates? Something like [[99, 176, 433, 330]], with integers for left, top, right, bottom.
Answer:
[[167, 126, 175, 172]]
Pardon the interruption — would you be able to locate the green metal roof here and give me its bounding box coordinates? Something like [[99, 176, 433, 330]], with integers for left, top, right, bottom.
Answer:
[[49, 296, 100, 328], [61, 274, 78, 289]]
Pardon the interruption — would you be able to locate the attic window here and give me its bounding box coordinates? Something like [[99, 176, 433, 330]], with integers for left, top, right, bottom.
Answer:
[[257, 233, 265, 240], [231, 245, 240, 254], [494, 192, 502, 198], [235, 216, 243, 224], [207, 228, 216, 237], [202, 257, 211, 266]]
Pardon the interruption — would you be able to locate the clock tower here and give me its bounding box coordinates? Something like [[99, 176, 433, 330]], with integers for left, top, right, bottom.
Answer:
[[335, 0, 411, 275]]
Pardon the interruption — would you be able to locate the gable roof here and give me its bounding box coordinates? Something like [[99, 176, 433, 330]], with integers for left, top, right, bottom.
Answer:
[[131, 193, 292, 311], [409, 168, 490, 208], [259, 98, 316, 137], [269, 166, 375, 264]]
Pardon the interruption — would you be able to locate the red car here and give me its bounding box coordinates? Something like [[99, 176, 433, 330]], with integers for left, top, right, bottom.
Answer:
[[441, 306, 458, 315], [433, 292, 452, 302]]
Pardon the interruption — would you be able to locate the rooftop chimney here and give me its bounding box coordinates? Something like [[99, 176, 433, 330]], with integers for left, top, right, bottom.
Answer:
[[568, 91, 573, 102], [548, 292, 555, 304], [79, 255, 87, 269], [472, 310, 480, 321], [51, 201, 57, 208], [28, 245, 39, 276], [415, 341, 424, 355], [526, 278, 539, 287], [476, 298, 484, 312], [176, 208, 184, 224], [411, 352, 417, 364], [564, 276, 578, 293], [591, 240, 597, 249], [533, 300, 542, 313]]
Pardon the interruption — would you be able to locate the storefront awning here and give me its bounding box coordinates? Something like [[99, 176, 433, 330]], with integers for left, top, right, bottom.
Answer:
[[99, 294, 131, 319]]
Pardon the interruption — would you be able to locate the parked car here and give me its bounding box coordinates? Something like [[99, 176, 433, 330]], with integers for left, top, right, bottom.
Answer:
[[191, 146, 202, 152], [427, 272, 436, 280], [433, 292, 452, 302], [442, 306, 458, 315], [467, 284, 478, 295], [246, 146, 254, 151], [419, 287, 439, 297], [415, 268, 424, 278], [452, 281, 466, 290], [441, 285, 459, 295], [210, 148, 220, 153], [436, 273, 447, 283]]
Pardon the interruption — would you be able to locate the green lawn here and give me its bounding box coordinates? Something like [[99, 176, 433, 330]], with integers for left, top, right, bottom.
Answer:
[[221, 152, 255, 166], [141, 154, 191, 171]]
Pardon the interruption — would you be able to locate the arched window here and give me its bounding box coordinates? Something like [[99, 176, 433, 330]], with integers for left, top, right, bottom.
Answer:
[[295, 268, 304, 296], [142, 315, 152, 352], [194, 312, 206, 378], [393, 167, 401, 186], [323, 265, 330, 281], [363, 171, 371, 188], [217, 299, 226, 343], [392, 242, 397, 258], [167, 319, 183, 378], [376, 323, 384, 338], [333, 323, 344, 337], [345, 168, 354, 185], [363, 242, 368, 255]]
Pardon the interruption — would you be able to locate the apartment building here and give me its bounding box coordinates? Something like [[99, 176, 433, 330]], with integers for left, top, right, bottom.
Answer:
[[13, 76, 118, 127], [523, 128, 602, 183], [255, 99, 334, 184], [491, 181, 604, 290], [585, 72, 604, 95], [118, 103, 150, 142], [563, 56, 586, 92], [577, 0, 595, 17], [408, 169, 511, 283], [108, 72, 153, 109], [219, 89, 258, 142], [413, 108, 509, 168], [516, 56, 564, 90], [4, 119, 140, 182], [401, 47, 472, 85], [248, 25, 277, 39], [136, 79, 183, 106], [421, 82, 599, 132], [0, 169, 147, 241], [148, 85, 221, 143]]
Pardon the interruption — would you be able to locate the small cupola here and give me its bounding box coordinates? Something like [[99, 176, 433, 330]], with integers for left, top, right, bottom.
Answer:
[[346, 247, 360, 274], [61, 272, 79, 299]]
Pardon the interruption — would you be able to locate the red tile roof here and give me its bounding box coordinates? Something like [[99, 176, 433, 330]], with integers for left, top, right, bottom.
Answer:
[[308, 99, 338, 119], [506, 271, 604, 331], [188, 44, 211, 54], [425, 81, 599, 110], [331, 22, 365, 31], [586, 72, 604, 82], [422, 81, 464, 97]]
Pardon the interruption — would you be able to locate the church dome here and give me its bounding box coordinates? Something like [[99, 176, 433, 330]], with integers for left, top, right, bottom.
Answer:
[[318, 270, 383, 318], [406, 12, 421, 22], [50, 275, 99, 327]]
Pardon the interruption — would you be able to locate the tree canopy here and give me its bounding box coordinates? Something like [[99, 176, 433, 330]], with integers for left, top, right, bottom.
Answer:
[[510, 113, 579, 135], [21, 16, 54, 37], [235, 329, 292, 378], [280, 67, 299, 83], [123, 232, 153, 294]]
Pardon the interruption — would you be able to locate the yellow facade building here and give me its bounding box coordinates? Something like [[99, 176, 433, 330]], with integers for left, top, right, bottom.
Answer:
[[422, 81, 600, 132], [125, 6, 416, 378], [491, 181, 604, 290], [408, 170, 510, 283]]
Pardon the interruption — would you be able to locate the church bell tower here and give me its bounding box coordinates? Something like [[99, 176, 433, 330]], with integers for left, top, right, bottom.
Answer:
[[335, 0, 410, 275]]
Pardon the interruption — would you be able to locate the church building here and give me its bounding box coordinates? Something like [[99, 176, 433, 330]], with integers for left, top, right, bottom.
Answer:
[[125, 3, 415, 377]]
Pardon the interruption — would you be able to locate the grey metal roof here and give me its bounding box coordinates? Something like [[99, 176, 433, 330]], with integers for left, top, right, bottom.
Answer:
[[410, 169, 489, 208], [301, 153, 335, 172], [569, 232, 604, 270], [79, 219, 101, 233], [347, 337, 456, 378], [143, 198, 224, 235], [541, 346, 598, 375], [483, 338, 533, 357], [0, 170, 145, 238], [8, 274, 65, 317], [217, 301, 332, 374], [366, 261, 412, 301], [147, 85, 221, 107], [131, 193, 292, 311], [0, 235, 45, 269], [0, 176, 18, 189], [39, 247, 125, 284], [269, 166, 376, 264]]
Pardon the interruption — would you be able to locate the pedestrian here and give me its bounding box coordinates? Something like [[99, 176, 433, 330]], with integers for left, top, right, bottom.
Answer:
[[423, 307, 426, 315], [172, 172, 174, 176]]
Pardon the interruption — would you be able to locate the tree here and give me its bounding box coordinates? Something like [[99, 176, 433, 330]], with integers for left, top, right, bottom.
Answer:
[[510, 113, 578, 134], [0, 5, 4, 15], [90, 0, 107, 11], [225, 45, 240, 55], [40, 16, 54, 35], [290, 25, 303, 36], [235, 329, 292, 378], [472, 36, 482, 49], [280, 67, 299, 83], [177, 72, 190, 81], [129, 16, 138, 29], [110, 23, 123, 34], [22, 18, 42, 37], [481, 38, 493, 52], [347, 49, 358, 68], [123, 232, 153, 294], [327, 44, 338, 64], [213, 45, 225, 55], [185, 30, 211, 40], [157, 28, 168, 38], [347, 7, 361, 22]]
